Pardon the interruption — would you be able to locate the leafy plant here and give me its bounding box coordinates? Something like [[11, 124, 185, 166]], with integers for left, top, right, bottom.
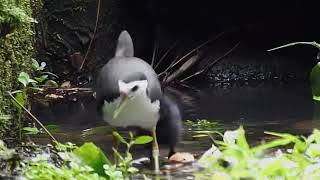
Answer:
[[268, 41, 320, 101], [196, 126, 320, 179], [111, 131, 153, 178], [185, 119, 221, 130], [22, 126, 40, 135], [0, 0, 36, 37], [10, 59, 57, 139]]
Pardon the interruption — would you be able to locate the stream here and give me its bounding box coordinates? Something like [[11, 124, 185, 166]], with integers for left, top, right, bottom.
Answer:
[[31, 79, 319, 179]]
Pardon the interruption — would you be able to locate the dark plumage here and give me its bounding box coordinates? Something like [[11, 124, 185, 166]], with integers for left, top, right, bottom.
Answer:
[[96, 31, 182, 165]]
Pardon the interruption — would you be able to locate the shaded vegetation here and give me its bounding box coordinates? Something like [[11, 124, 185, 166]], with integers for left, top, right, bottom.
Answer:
[[197, 126, 320, 179], [1, 131, 152, 179], [0, 0, 36, 138]]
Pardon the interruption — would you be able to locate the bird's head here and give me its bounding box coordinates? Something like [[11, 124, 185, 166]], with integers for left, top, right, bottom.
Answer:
[[113, 80, 148, 118]]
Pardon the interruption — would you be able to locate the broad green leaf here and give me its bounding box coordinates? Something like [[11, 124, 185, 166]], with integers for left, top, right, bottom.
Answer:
[[12, 91, 27, 109], [23, 127, 40, 135], [306, 143, 320, 158], [31, 59, 40, 70], [73, 142, 111, 177], [237, 126, 250, 151], [134, 135, 153, 145], [18, 72, 30, 87], [112, 131, 126, 144]]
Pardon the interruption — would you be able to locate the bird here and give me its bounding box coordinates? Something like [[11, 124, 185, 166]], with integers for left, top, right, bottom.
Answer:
[[96, 30, 182, 172]]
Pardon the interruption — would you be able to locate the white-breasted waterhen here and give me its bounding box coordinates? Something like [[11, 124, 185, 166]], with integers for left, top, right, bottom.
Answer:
[[96, 30, 182, 173]]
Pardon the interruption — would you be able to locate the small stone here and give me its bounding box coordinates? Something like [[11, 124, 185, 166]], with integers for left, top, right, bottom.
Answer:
[[169, 152, 195, 163]]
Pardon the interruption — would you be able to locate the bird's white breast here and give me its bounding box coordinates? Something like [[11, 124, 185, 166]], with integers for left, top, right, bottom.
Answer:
[[102, 93, 160, 130]]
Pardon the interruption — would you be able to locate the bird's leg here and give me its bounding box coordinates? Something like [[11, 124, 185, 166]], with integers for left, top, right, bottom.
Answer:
[[151, 127, 160, 173]]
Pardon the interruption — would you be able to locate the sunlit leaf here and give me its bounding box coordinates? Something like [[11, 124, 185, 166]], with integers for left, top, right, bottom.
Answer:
[[237, 126, 250, 151], [18, 72, 29, 87], [192, 134, 209, 138], [23, 127, 40, 135], [112, 131, 126, 144], [31, 59, 40, 70], [73, 142, 111, 177], [12, 91, 27, 109], [134, 135, 153, 145]]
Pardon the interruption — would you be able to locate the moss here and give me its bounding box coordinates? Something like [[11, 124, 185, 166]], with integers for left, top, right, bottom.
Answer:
[[0, 0, 35, 138]]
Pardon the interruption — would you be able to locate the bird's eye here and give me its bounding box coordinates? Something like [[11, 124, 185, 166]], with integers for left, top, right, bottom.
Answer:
[[131, 85, 139, 92]]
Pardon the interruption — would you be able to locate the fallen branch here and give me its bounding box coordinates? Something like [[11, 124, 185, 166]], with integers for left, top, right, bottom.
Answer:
[[7, 92, 57, 142], [55, 87, 93, 92], [158, 30, 227, 77], [164, 54, 199, 84], [181, 42, 240, 82]]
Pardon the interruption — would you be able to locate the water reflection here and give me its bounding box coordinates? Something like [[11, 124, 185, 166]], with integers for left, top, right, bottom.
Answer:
[[31, 80, 320, 178]]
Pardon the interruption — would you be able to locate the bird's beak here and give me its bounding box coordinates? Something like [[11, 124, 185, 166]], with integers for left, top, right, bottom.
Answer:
[[113, 91, 129, 119]]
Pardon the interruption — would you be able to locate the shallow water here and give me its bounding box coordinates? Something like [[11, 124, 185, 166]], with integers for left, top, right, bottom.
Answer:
[[31, 80, 320, 179]]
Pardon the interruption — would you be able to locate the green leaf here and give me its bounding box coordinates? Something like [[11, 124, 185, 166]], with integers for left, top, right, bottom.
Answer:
[[237, 126, 250, 151], [34, 75, 48, 83], [12, 91, 27, 109], [112, 131, 126, 144], [31, 59, 40, 70], [134, 135, 153, 145], [23, 127, 40, 135], [73, 142, 111, 177], [18, 72, 30, 87], [192, 134, 210, 138]]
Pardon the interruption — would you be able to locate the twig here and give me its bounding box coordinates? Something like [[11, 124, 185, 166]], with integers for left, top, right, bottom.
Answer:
[[158, 30, 227, 76], [158, 53, 184, 78], [164, 54, 199, 84], [154, 41, 179, 70], [55, 87, 93, 91], [267, 41, 320, 52], [181, 42, 240, 82], [79, 0, 101, 71], [7, 92, 57, 142], [171, 31, 227, 68], [151, 37, 158, 67]]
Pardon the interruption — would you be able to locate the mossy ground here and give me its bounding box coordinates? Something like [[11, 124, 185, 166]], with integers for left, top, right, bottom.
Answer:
[[0, 0, 35, 138]]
